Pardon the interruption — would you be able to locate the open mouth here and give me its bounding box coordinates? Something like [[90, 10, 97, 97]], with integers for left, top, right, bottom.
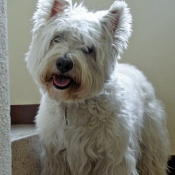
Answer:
[[52, 74, 72, 90]]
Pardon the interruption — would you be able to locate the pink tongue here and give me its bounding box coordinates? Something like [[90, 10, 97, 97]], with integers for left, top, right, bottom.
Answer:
[[53, 75, 71, 87]]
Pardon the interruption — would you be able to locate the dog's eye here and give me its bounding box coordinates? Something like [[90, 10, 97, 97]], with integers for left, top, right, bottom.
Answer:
[[53, 35, 63, 43], [82, 47, 93, 54]]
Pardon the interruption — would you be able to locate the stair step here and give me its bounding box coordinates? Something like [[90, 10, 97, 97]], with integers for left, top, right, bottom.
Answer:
[[11, 125, 41, 175]]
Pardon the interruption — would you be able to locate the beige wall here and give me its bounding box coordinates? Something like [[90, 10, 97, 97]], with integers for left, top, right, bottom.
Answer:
[[7, 0, 175, 154], [8, 0, 40, 104]]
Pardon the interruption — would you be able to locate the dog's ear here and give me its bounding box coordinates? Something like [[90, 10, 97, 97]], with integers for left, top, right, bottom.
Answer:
[[100, 0, 132, 59], [32, 0, 72, 31], [51, 0, 72, 17]]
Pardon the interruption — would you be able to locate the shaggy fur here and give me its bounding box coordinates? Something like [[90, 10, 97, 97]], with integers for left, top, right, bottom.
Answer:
[[26, 0, 170, 174]]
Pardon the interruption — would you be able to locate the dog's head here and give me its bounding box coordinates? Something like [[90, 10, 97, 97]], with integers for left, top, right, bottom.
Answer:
[[26, 0, 132, 102]]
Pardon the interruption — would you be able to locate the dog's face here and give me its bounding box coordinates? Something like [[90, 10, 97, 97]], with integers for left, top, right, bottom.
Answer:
[[26, 0, 132, 102]]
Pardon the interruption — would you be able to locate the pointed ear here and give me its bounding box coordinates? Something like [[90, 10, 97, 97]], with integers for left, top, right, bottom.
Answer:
[[51, 0, 72, 17], [100, 0, 132, 58], [101, 1, 132, 34], [32, 0, 72, 32]]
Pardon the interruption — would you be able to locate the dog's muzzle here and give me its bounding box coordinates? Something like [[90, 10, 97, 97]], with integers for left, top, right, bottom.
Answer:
[[52, 57, 73, 90]]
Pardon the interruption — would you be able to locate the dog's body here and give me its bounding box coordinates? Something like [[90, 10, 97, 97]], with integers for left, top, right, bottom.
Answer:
[[26, 0, 169, 174]]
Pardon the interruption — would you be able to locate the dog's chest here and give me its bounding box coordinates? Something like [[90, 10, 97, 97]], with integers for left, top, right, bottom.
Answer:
[[55, 99, 114, 160], [63, 98, 111, 128], [56, 98, 113, 147]]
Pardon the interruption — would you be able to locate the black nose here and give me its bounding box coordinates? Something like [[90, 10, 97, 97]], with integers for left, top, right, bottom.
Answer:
[[56, 57, 73, 73]]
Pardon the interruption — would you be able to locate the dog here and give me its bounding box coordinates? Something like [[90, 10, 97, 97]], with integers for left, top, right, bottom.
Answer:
[[26, 0, 170, 174]]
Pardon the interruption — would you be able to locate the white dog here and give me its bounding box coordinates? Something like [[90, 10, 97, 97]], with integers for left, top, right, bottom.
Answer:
[[26, 0, 170, 174]]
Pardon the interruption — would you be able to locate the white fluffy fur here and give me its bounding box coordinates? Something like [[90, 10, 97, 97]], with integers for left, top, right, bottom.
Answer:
[[26, 0, 170, 174]]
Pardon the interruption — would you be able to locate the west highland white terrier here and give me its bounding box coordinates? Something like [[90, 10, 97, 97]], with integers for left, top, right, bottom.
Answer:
[[26, 0, 170, 174]]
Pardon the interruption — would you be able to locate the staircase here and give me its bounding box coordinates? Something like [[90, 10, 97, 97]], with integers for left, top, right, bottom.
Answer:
[[11, 125, 41, 175]]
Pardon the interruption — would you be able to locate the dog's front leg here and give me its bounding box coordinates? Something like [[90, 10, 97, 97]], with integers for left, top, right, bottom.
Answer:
[[92, 117, 139, 175], [41, 149, 71, 175]]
